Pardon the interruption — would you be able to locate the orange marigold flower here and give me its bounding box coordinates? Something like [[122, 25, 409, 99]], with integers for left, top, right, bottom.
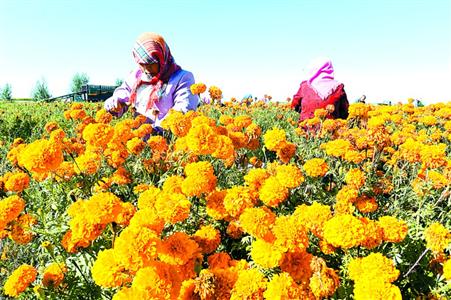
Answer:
[[206, 190, 228, 220], [82, 123, 114, 149], [185, 123, 218, 155], [147, 135, 169, 153], [208, 86, 223, 100], [360, 217, 384, 249], [223, 186, 257, 218], [227, 220, 244, 239], [348, 252, 400, 284], [0, 195, 25, 231], [207, 252, 234, 270], [18, 139, 63, 175], [239, 207, 276, 242], [3, 172, 30, 193], [309, 257, 340, 299], [243, 168, 270, 191], [42, 262, 67, 288], [190, 83, 207, 95], [424, 222, 451, 253], [320, 139, 353, 158], [3, 264, 37, 297], [264, 272, 306, 299], [126, 137, 146, 155], [9, 214, 37, 245], [355, 196, 379, 213], [378, 216, 408, 243], [137, 186, 161, 209], [280, 251, 313, 285], [158, 232, 200, 265], [193, 225, 221, 254], [303, 158, 329, 177], [74, 151, 101, 175], [95, 109, 113, 124]]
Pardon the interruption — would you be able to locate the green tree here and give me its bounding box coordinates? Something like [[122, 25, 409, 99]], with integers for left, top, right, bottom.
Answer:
[[31, 78, 52, 101], [70, 72, 90, 93], [0, 83, 12, 101], [115, 78, 124, 86]]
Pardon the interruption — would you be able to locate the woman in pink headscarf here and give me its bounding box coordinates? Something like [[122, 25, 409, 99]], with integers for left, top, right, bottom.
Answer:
[[105, 32, 199, 130], [291, 58, 349, 122]]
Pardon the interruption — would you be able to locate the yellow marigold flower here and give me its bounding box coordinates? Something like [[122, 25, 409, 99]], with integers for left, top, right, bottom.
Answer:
[[263, 127, 287, 151], [204, 190, 227, 220], [110, 167, 131, 185], [0, 195, 25, 231], [275, 164, 304, 188], [9, 214, 37, 245], [208, 86, 222, 100], [345, 168, 366, 189], [239, 207, 276, 242], [126, 137, 146, 155], [303, 158, 329, 177], [18, 139, 63, 174], [82, 123, 114, 149], [263, 272, 304, 299], [292, 202, 332, 238], [161, 110, 193, 137], [137, 186, 161, 209], [91, 249, 131, 288], [193, 225, 221, 254], [112, 119, 135, 142], [336, 185, 359, 203], [353, 280, 402, 300], [218, 114, 234, 125], [419, 115, 437, 126], [115, 225, 161, 273], [3, 172, 30, 193], [155, 192, 191, 224], [129, 207, 164, 234], [158, 232, 200, 265], [133, 183, 150, 194], [3, 264, 37, 297], [348, 252, 399, 284], [243, 168, 270, 191], [259, 176, 289, 207], [323, 215, 365, 249], [223, 186, 257, 218], [420, 143, 447, 169], [94, 109, 113, 124], [227, 130, 247, 149], [355, 196, 379, 213], [245, 122, 262, 138], [230, 268, 267, 300], [61, 230, 91, 253], [182, 161, 217, 197], [424, 222, 451, 253], [74, 151, 101, 175], [443, 258, 451, 280], [348, 103, 371, 118], [185, 123, 218, 155], [114, 202, 136, 226], [42, 262, 67, 288], [344, 150, 365, 164], [378, 216, 408, 243], [280, 251, 313, 285], [69, 108, 87, 120], [309, 257, 340, 299], [130, 262, 177, 299], [320, 139, 352, 158], [272, 215, 309, 253]]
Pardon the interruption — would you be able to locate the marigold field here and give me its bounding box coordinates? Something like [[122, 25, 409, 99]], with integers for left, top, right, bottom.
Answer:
[[0, 95, 450, 299]]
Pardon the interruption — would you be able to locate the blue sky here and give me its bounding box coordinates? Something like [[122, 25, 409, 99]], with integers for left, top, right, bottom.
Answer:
[[0, 0, 450, 103]]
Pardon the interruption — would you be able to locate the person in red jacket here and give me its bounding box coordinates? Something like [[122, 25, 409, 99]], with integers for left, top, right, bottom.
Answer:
[[291, 58, 349, 122]]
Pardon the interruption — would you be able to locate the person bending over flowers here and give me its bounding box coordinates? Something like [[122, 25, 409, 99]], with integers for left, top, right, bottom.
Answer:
[[104, 32, 199, 132]]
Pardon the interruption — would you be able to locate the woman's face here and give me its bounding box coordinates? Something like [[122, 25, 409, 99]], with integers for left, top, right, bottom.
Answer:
[[139, 63, 160, 77]]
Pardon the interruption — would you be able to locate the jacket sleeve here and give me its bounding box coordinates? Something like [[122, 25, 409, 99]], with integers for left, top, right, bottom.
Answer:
[[172, 71, 199, 113], [330, 84, 349, 119], [292, 82, 304, 113], [104, 70, 138, 117]]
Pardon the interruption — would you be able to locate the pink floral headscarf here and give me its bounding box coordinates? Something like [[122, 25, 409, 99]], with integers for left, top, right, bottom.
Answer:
[[306, 58, 341, 100]]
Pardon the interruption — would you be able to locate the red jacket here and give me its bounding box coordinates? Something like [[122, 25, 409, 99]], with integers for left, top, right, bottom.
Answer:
[[291, 81, 349, 121]]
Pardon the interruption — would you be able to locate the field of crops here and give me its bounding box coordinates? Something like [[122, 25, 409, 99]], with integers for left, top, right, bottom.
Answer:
[[0, 97, 450, 299]]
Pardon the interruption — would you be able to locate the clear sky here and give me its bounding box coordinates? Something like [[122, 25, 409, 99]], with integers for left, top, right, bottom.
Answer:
[[1, 0, 450, 104]]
